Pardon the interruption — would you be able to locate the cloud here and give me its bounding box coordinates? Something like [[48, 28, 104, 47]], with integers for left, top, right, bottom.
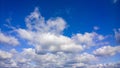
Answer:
[[113, 0, 118, 3], [0, 7, 119, 68], [0, 31, 19, 46], [72, 32, 106, 48], [0, 49, 96, 68], [25, 7, 66, 34], [17, 28, 33, 40], [9, 48, 69, 68], [93, 26, 99, 30], [0, 50, 12, 59], [74, 52, 98, 64], [93, 45, 120, 56], [17, 28, 83, 54], [0, 50, 18, 68], [114, 29, 120, 44], [17, 8, 83, 53], [71, 62, 120, 68], [0, 48, 119, 68], [89, 62, 120, 68]]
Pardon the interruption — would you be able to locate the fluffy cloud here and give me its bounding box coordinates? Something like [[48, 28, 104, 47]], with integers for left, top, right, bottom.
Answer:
[[17, 8, 108, 54], [93, 45, 120, 56], [15, 8, 119, 67], [0, 50, 18, 68], [0, 7, 119, 68], [72, 32, 106, 48], [0, 50, 12, 59], [0, 32, 19, 46], [17, 8, 83, 53], [88, 62, 120, 68], [25, 7, 66, 34], [0, 49, 97, 68], [17, 29, 83, 54], [34, 33, 83, 53], [74, 52, 98, 64], [72, 62, 120, 68], [8, 48, 70, 68]]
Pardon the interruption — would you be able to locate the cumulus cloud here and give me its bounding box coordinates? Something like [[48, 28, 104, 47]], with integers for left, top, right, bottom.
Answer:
[[8, 48, 70, 68], [17, 8, 83, 53], [16, 8, 109, 55], [0, 7, 119, 68], [0, 50, 18, 68], [0, 50, 12, 59], [25, 7, 66, 34], [74, 52, 98, 64], [72, 32, 106, 48], [0, 49, 97, 68], [0, 31, 19, 46], [71, 62, 120, 68], [88, 62, 120, 68], [93, 45, 120, 56]]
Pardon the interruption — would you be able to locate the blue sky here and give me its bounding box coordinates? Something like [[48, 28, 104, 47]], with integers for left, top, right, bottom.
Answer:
[[1, 0, 120, 34], [0, 0, 120, 68]]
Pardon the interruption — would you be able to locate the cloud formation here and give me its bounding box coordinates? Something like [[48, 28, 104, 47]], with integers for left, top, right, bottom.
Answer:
[[25, 8, 66, 34], [17, 8, 83, 53], [72, 32, 105, 48], [0, 31, 19, 46], [93, 45, 120, 56], [0, 7, 119, 68], [0, 50, 18, 68]]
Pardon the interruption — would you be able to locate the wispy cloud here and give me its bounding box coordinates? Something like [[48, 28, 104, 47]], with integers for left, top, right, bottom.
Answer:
[[113, 0, 118, 3], [114, 29, 120, 44], [93, 26, 99, 31]]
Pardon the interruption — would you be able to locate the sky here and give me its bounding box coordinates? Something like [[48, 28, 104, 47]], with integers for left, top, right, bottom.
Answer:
[[0, 0, 120, 68]]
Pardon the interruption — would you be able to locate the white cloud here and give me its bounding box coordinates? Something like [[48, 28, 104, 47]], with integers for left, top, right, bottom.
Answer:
[[72, 62, 120, 68], [0, 32, 19, 46], [35, 33, 83, 53], [25, 7, 66, 34], [93, 45, 120, 56], [0, 7, 119, 68], [88, 62, 120, 68], [17, 28, 33, 40], [13, 49, 70, 68], [74, 52, 98, 63], [0, 50, 12, 59], [93, 26, 99, 30], [17, 8, 83, 53], [72, 63, 87, 68], [17, 29, 83, 53], [46, 17, 66, 34], [14, 49, 97, 68], [0, 50, 18, 68], [72, 32, 105, 48], [14, 8, 116, 67]]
